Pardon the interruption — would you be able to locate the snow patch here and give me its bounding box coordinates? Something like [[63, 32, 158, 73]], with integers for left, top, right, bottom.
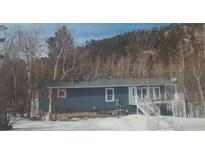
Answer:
[[13, 115, 205, 131]]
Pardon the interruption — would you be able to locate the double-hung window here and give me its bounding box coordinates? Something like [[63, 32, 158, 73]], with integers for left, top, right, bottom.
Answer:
[[105, 88, 115, 102]]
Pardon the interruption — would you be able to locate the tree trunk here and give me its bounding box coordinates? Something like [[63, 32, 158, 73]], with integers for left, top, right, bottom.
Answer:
[[26, 55, 32, 117], [196, 77, 205, 113], [192, 54, 205, 114], [53, 48, 64, 80], [11, 67, 17, 115], [60, 54, 76, 80], [179, 43, 188, 116]]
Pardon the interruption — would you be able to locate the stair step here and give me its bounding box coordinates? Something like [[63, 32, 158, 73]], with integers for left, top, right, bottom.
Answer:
[[137, 103, 160, 116]]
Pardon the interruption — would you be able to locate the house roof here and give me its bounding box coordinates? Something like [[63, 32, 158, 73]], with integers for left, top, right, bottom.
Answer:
[[45, 78, 174, 89]]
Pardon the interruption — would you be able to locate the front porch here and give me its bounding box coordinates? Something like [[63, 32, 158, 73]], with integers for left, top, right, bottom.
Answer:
[[128, 85, 186, 117]]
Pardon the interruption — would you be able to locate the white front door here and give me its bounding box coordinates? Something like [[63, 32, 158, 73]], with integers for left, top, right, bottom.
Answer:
[[129, 87, 138, 105]]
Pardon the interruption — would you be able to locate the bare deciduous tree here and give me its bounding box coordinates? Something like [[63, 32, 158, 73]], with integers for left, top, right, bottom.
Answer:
[[191, 53, 205, 113], [47, 26, 75, 81], [15, 29, 43, 117]]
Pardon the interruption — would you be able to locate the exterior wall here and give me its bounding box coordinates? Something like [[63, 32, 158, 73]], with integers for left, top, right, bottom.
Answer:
[[39, 87, 130, 113], [39, 89, 50, 112], [39, 84, 167, 114]]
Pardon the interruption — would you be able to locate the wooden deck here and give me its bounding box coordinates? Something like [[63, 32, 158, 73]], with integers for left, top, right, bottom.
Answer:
[[133, 98, 186, 117]]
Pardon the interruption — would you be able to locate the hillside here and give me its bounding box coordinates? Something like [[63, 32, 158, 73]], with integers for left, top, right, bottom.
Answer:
[[84, 24, 203, 57], [1, 23, 205, 125], [76, 23, 205, 79], [71, 24, 205, 117]]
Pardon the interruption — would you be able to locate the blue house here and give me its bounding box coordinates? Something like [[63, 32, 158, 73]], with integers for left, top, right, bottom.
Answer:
[[39, 78, 186, 116]]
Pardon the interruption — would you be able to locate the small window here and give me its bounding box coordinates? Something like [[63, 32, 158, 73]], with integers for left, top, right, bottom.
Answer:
[[105, 88, 115, 102], [57, 89, 67, 98]]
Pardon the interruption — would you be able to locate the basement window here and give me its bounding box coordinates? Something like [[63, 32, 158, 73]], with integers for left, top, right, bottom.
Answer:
[[105, 88, 115, 102], [57, 89, 67, 98]]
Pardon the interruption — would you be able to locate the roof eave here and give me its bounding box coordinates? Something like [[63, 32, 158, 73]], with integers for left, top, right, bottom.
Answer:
[[47, 83, 173, 89]]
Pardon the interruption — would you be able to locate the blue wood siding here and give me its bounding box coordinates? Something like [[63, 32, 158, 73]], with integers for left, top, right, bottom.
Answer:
[[39, 87, 130, 113], [39, 89, 50, 112], [39, 84, 166, 113]]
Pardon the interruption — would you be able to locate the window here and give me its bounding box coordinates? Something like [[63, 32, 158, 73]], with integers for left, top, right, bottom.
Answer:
[[57, 89, 67, 98], [137, 87, 148, 100], [150, 88, 154, 98], [105, 88, 115, 102], [141, 87, 148, 99], [154, 87, 160, 99], [150, 87, 160, 99], [137, 88, 142, 99]]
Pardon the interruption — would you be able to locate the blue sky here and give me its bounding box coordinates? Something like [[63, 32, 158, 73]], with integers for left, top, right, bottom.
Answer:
[[5, 23, 169, 46]]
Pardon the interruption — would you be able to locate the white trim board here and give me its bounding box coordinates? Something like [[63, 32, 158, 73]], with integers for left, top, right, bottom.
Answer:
[[57, 89, 67, 98], [105, 88, 115, 102]]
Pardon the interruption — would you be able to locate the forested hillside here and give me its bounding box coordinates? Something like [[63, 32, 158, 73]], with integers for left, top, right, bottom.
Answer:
[[82, 23, 204, 80], [1, 23, 205, 129], [77, 23, 205, 116]]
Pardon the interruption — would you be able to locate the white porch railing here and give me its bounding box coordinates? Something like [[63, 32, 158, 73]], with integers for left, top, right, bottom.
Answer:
[[137, 103, 160, 116], [128, 87, 186, 117]]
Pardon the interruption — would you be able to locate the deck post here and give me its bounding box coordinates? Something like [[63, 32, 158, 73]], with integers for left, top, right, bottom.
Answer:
[[165, 85, 167, 101], [136, 105, 139, 115], [183, 100, 186, 117], [172, 101, 175, 117]]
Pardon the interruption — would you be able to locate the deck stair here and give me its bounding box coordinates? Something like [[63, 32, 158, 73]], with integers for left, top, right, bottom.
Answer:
[[137, 103, 160, 116], [136, 98, 160, 116]]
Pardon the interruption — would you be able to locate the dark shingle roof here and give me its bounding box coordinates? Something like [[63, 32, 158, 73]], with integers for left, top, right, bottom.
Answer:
[[45, 78, 173, 89]]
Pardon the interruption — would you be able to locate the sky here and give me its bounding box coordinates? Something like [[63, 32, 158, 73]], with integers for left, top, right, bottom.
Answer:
[[4, 23, 169, 46]]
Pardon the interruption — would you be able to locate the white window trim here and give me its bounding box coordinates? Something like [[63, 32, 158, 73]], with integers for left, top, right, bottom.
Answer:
[[138, 86, 161, 100], [105, 88, 115, 102], [150, 87, 161, 99], [57, 89, 67, 98]]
